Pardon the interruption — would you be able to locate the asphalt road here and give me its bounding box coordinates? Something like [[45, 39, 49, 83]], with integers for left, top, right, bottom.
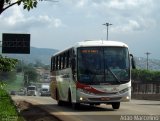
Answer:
[[12, 96, 160, 121]]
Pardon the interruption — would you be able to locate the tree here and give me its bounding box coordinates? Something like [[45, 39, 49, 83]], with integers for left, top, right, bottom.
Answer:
[[0, 0, 38, 14], [0, 55, 17, 89], [24, 66, 38, 84], [0, 71, 17, 82], [0, 55, 17, 72], [0, 0, 58, 14]]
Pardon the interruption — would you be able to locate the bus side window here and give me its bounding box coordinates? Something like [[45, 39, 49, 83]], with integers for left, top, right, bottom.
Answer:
[[66, 51, 70, 68], [71, 57, 76, 71], [51, 57, 55, 71], [64, 52, 67, 68], [54, 58, 56, 71], [62, 53, 65, 69], [56, 56, 58, 70], [69, 48, 75, 68], [51, 57, 53, 71], [69, 50, 72, 68], [60, 55, 63, 69], [70, 49, 76, 70], [59, 55, 61, 69]]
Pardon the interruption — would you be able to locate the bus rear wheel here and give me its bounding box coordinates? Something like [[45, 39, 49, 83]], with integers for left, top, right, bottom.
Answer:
[[56, 89, 64, 106], [68, 89, 80, 109], [111, 102, 120, 109], [58, 100, 64, 106], [67, 90, 72, 106]]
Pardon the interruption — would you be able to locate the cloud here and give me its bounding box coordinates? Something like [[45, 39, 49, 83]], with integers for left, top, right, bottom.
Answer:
[[111, 17, 156, 33], [124, 20, 140, 32], [82, 0, 159, 32], [108, 0, 146, 9], [76, 0, 87, 8], [37, 15, 62, 28], [0, 6, 63, 32], [0, 1, 158, 34], [90, 0, 153, 9]]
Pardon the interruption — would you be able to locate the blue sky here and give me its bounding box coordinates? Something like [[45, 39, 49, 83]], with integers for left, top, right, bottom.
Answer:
[[0, 0, 160, 59]]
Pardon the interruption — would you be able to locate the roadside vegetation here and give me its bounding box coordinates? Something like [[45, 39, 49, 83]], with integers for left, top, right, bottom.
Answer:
[[0, 88, 25, 121], [0, 56, 23, 121], [132, 69, 160, 82], [0, 57, 50, 121], [5, 74, 24, 92], [0, 1, 51, 120], [0, 59, 55, 121], [1, 60, 43, 92]]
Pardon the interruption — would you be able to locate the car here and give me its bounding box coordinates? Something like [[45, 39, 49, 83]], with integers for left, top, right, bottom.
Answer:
[[40, 88, 51, 96], [10, 90, 16, 95], [17, 89, 26, 96], [40, 84, 50, 96]]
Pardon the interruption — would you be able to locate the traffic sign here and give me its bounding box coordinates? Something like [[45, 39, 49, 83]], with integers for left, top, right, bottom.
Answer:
[[2, 33, 30, 54]]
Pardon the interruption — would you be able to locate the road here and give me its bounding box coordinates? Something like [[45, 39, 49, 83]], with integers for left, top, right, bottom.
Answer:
[[12, 96, 160, 121]]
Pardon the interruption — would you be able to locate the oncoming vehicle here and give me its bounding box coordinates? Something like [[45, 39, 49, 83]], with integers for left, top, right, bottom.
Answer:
[[50, 40, 136, 109], [40, 84, 50, 96], [27, 85, 37, 96]]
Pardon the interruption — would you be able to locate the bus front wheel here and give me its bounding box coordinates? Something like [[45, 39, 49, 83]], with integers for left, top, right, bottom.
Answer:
[[68, 89, 72, 106], [111, 102, 120, 109], [72, 103, 80, 110]]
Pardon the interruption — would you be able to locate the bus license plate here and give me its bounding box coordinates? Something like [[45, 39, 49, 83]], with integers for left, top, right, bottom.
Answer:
[[101, 97, 110, 101]]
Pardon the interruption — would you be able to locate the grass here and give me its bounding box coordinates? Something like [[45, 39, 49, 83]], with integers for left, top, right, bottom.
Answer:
[[0, 89, 25, 121], [0, 73, 25, 121]]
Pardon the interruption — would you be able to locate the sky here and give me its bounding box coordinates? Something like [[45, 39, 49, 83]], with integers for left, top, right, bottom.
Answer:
[[0, 0, 160, 59]]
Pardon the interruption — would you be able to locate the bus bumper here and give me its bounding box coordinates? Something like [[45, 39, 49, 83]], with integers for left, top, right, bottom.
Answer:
[[76, 90, 131, 104]]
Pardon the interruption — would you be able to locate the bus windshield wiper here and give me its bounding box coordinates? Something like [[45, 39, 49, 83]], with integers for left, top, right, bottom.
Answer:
[[105, 65, 121, 83]]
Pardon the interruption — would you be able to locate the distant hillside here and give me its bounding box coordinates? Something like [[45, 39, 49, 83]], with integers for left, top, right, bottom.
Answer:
[[135, 57, 160, 71], [4, 47, 58, 65], [3, 47, 160, 70]]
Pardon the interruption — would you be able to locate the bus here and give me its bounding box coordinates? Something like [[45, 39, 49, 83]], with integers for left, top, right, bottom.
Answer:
[[50, 40, 136, 109]]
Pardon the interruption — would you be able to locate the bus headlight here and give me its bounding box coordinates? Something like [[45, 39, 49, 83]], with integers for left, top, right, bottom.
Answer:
[[126, 96, 130, 100], [80, 97, 83, 101]]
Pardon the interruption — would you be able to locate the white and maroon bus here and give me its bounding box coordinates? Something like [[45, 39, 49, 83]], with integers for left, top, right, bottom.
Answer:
[[50, 40, 135, 109]]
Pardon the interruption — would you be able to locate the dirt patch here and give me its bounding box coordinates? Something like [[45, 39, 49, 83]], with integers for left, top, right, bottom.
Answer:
[[15, 101, 60, 121]]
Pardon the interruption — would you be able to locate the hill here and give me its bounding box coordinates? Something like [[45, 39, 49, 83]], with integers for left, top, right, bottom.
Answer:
[[135, 57, 160, 71], [3, 47, 160, 70], [3, 47, 58, 65]]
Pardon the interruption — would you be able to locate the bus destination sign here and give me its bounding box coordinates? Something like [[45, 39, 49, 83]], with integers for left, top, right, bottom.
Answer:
[[81, 49, 98, 53]]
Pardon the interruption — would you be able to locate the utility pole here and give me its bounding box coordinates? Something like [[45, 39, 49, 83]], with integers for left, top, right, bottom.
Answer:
[[103, 22, 112, 40], [145, 52, 151, 70]]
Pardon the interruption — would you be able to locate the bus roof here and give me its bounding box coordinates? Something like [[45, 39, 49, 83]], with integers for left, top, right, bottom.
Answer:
[[53, 40, 128, 56], [75, 40, 128, 48]]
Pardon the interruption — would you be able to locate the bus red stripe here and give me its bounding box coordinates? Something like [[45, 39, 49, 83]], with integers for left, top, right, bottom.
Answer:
[[76, 82, 106, 94]]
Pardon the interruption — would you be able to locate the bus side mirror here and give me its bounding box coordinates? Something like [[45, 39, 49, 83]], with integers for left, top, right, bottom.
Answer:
[[130, 54, 136, 69]]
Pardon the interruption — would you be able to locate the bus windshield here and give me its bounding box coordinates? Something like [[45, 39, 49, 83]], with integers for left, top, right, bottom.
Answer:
[[77, 47, 130, 85]]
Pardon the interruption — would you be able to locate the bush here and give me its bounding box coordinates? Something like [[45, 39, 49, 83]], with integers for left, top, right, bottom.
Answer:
[[132, 69, 160, 82]]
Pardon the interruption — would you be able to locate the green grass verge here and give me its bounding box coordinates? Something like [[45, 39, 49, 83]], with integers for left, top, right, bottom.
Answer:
[[0, 89, 25, 121]]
